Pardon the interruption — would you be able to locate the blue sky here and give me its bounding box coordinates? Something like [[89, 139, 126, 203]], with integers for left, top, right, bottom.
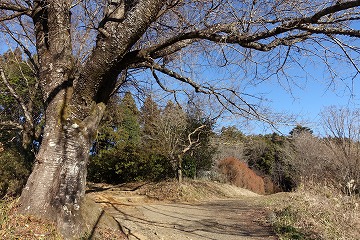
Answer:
[[254, 76, 360, 135], [212, 52, 360, 136], [215, 84, 360, 136]]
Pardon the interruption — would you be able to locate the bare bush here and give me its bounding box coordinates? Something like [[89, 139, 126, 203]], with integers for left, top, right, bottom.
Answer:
[[291, 132, 335, 180], [218, 157, 265, 194]]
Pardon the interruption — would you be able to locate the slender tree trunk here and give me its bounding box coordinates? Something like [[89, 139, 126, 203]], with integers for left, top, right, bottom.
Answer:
[[177, 167, 183, 183], [22, 122, 34, 150], [177, 155, 183, 183]]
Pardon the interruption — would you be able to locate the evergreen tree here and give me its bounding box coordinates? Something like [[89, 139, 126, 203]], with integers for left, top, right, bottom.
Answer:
[[289, 125, 313, 137], [89, 92, 155, 183], [92, 95, 122, 153], [140, 95, 160, 144], [0, 49, 42, 197], [118, 91, 140, 146], [219, 126, 245, 142], [88, 93, 176, 183], [140, 95, 163, 155], [244, 134, 298, 191]]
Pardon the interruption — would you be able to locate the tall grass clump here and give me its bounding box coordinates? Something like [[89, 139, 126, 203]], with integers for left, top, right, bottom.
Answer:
[[270, 180, 360, 240]]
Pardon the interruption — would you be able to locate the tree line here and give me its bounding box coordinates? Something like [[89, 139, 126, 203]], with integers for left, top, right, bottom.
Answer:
[[216, 123, 359, 195], [0, 50, 216, 189]]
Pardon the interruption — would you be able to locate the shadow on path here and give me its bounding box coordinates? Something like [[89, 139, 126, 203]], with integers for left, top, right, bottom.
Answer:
[[97, 198, 277, 240]]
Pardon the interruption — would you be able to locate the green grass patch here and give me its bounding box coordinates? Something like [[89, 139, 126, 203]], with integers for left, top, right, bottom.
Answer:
[[273, 206, 309, 240]]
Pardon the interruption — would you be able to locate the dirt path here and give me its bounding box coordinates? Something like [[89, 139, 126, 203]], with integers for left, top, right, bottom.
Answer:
[[105, 200, 277, 240], [87, 182, 278, 240]]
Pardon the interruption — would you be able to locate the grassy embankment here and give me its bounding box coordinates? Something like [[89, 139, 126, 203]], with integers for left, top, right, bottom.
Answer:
[[265, 181, 360, 240]]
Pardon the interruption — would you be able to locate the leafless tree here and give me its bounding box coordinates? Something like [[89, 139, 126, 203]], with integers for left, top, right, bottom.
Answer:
[[321, 106, 360, 192], [290, 107, 360, 194], [1, 0, 360, 237], [291, 131, 335, 180], [146, 101, 205, 182]]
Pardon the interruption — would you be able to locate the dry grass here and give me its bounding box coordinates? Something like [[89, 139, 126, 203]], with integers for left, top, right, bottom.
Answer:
[[264, 181, 360, 240], [0, 198, 62, 240], [0, 197, 127, 240]]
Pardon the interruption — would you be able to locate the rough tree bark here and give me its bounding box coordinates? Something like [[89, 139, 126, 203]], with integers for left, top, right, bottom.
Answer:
[[17, 0, 102, 236]]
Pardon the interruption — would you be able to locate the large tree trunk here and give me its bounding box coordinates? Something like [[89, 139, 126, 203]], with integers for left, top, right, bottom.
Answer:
[[19, 91, 105, 238], [17, 2, 94, 236], [16, 0, 164, 237]]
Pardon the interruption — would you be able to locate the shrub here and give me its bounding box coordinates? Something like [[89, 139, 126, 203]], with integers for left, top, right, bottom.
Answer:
[[290, 132, 360, 195], [87, 148, 174, 184], [269, 180, 360, 239], [0, 148, 30, 198], [218, 157, 265, 194], [244, 135, 300, 192]]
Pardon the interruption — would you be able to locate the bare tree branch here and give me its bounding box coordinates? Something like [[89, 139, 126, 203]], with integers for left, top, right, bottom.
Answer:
[[182, 124, 205, 154], [311, 0, 360, 22], [0, 11, 26, 21], [0, 120, 23, 130], [1, 23, 39, 74], [0, 3, 29, 12], [0, 67, 33, 126], [145, 60, 206, 93], [328, 34, 360, 74], [150, 67, 176, 94], [131, 1, 360, 59]]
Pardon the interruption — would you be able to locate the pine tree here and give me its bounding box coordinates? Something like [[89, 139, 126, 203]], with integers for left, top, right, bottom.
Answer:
[[289, 125, 313, 137], [119, 91, 140, 146], [140, 95, 161, 152]]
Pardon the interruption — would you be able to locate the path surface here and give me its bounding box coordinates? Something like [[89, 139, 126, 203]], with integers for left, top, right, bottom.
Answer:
[[88, 187, 278, 240]]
